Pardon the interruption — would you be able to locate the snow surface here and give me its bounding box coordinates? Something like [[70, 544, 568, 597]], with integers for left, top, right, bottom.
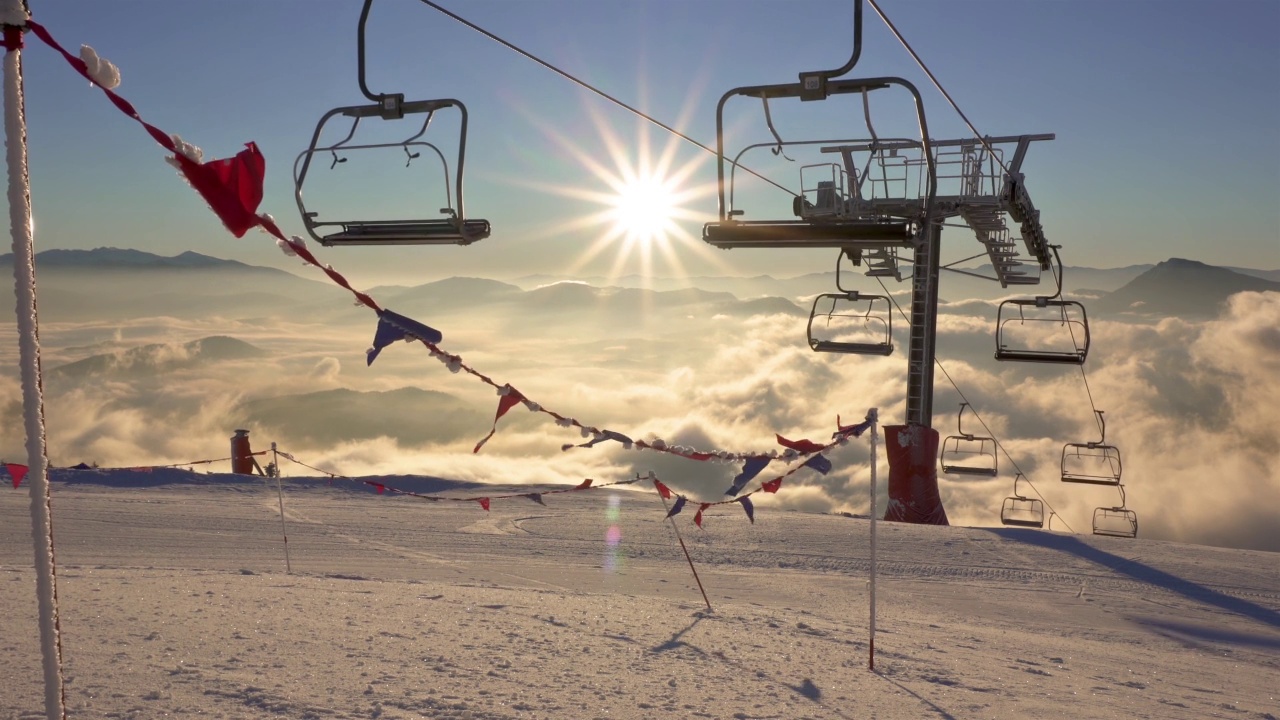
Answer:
[[2, 469, 1277, 719]]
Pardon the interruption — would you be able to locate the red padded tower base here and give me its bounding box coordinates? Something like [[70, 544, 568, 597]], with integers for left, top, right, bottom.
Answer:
[[883, 424, 949, 525]]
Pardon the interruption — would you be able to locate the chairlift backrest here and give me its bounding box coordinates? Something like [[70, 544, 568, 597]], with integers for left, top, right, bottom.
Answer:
[[295, 99, 490, 246]]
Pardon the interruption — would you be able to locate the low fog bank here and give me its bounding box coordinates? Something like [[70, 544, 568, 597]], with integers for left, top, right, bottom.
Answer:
[[1, 268, 1276, 553]]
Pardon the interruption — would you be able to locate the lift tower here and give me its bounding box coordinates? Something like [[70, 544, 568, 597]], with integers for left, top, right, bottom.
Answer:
[[703, 0, 1055, 523]]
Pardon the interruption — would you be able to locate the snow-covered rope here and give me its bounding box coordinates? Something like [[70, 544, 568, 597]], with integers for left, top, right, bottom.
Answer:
[[275, 448, 638, 511], [2, 8, 66, 719]]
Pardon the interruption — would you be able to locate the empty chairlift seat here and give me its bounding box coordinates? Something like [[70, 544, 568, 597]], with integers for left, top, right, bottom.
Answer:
[[807, 291, 894, 355], [994, 245, 1090, 364], [940, 403, 997, 477], [1061, 410, 1122, 485], [1093, 506, 1138, 538], [1000, 474, 1044, 528], [294, 98, 490, 247]]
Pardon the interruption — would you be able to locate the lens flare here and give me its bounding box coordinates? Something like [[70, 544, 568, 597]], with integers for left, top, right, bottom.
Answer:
[[603, 493, 623, 573]]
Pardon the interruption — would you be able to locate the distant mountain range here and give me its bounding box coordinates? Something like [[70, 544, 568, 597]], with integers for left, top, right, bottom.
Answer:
[[236, 387, 497, 447], [3, 247, 1277, 322], [1093, 258, 1280, 316]]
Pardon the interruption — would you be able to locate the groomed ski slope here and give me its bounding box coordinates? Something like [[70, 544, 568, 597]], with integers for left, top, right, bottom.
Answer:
[[1, 471, 1276, 719]]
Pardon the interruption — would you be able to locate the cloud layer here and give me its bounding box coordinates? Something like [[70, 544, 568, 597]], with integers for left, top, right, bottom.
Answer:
[[2, 276, 1276, 552]]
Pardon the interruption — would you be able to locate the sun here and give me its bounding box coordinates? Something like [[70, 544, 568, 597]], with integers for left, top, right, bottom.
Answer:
[[504, 98, 731, 281], [609, 173, 681, 247]]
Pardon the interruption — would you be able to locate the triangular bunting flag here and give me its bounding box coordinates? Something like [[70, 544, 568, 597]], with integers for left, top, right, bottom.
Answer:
[[474, 386, 527, 453], [725, 456, 770, 496], [665, 495, 686, 518], [762, 477, 783, 493], [368, 309, 444, 365], [575, 478, 593, 490], [835, 414, 873, 439], [694, 503, 711, 529], [739, 496, 755, 524], [7, 463, 28, 489], [172, 143, 265, 237], [372, 482, 385, 494], [476, 497, 491, 512], [654, 479, 673, 499], [526, 493, 546, 506], [776, 434, 826, 454], [803, 454, 833, 475]]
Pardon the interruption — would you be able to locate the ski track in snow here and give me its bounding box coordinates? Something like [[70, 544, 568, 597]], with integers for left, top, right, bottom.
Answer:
[[1, 477, 1277, 719]]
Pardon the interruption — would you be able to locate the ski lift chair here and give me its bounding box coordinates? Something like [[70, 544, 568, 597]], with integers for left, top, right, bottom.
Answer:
[[701, 0, 937, 256], [940, 402, 997, 476], [806, 249, 894, 355], [293, 0, 490, 247], [1000, 474, 1044, 528], [1061, 410, 1122, 485], [995, 246, 1089, 364], [1092, 486, 1138, 538]]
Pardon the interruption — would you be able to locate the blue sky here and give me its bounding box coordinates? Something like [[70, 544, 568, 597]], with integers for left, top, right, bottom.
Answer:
[[8, 0, 1279, 283]]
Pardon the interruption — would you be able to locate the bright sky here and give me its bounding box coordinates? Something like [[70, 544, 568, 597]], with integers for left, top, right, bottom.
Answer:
[[9, 0, 1279, 284]]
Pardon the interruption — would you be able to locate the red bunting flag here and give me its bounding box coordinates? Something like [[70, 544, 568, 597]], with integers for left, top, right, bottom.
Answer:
[[762, 477, 783, 493], [474, 386, 526, 453], [372, 482, 385, 494], [776, 434, 826, 454], [171, 143, 266, 237], [693, 503, 711, 529], [476, 497, 491, 512], [654, 479, 673, 499], [575, 478, 593, 490], [7, 463, 28, 489]]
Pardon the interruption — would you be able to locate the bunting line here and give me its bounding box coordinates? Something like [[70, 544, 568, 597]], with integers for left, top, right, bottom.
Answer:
[[275, 449, 636, 511], [24, 17, 876, 494]]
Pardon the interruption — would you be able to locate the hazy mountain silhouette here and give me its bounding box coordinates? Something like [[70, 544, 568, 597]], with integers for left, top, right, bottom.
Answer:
[[0, 247, 264, 271], [1093, 258, 1280, 317], [49, 336, 267, 380], [0, 247, 343, 321], [236, 387, 496, 447]]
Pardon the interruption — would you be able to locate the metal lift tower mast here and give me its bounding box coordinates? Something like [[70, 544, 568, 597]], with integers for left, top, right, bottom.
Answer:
[[702, 0, 1055, 523]]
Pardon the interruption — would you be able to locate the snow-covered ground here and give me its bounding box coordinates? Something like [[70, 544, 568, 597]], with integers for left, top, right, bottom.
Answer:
[[2, 471, 1277, 719]]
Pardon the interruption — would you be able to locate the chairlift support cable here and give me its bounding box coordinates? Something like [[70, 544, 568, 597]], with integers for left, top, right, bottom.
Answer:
[[416, 0, 797, 198], [876, 274, 1077, 534]]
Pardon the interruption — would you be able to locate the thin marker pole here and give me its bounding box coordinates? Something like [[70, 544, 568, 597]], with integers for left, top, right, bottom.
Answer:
[[652, 475, 712, 612], [868, 407, 879, 671], [3, 5, 67, 716], [271, 442, 291, 574]]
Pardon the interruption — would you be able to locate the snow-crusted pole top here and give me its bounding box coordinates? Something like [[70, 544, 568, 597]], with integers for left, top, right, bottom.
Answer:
[[0, 0, 28, 27]]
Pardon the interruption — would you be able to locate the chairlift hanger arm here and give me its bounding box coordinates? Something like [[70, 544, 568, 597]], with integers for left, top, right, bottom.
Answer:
[[798, 0, 864, 99], [357, 0, 406, 114]]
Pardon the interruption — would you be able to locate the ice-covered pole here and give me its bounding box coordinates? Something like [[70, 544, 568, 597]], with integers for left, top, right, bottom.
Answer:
[[2, 1, 67, 717], [868, 407, 879, 671]]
